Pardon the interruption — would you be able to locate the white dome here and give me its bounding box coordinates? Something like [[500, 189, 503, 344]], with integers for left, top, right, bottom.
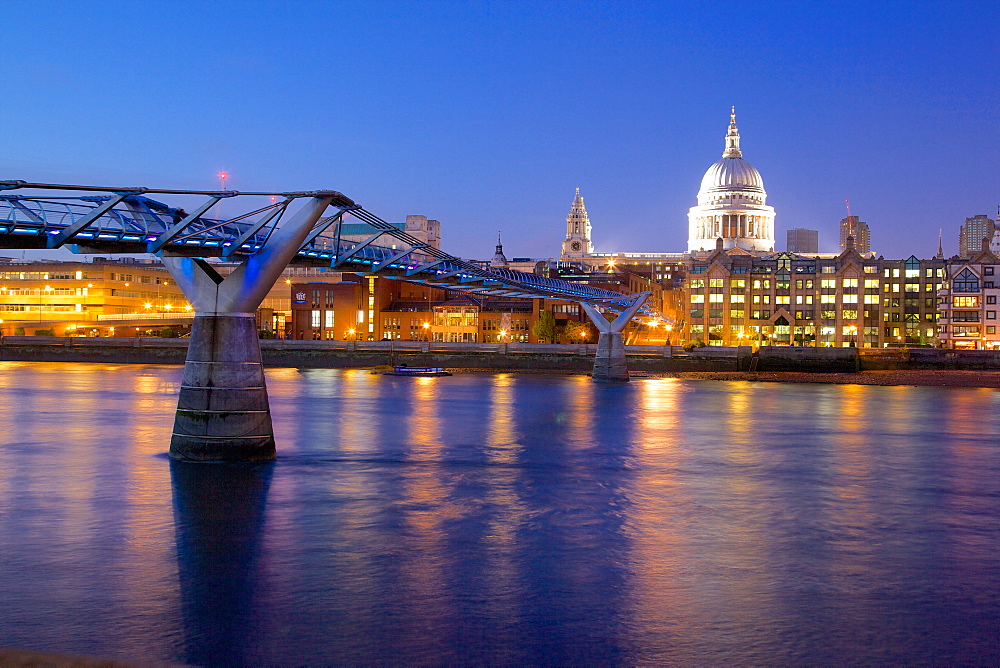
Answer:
[[699, 157, 764, 195]]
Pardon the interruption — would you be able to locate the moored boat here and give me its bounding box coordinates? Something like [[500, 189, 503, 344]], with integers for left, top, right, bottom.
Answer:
[[384, 366, 452, 377]]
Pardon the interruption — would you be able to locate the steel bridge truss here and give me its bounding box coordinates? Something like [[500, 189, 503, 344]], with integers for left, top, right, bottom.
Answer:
[[0, 181, 652, 313]]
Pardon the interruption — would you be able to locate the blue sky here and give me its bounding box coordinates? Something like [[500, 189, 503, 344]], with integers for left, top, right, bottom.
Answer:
[[2, 0, 996, 260]]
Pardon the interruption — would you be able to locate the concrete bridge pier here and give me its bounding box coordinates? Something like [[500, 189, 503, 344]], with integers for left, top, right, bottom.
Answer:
[[580, 295, 648, 382], [162, 194, 336, 461]]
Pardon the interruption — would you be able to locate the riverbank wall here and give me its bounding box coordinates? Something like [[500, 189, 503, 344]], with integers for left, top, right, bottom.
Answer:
[[3, 337, 1000, 372], [0, 336, 734, 372]]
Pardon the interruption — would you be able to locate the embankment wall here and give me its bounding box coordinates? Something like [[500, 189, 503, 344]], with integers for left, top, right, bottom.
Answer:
[[4, 337, 1000, 373]]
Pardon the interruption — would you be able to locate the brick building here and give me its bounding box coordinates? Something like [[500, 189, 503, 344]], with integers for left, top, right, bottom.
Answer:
[[681, 240, 946, 348]]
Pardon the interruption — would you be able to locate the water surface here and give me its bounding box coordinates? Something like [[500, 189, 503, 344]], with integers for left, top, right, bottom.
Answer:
[[0, 362, 997, 664]]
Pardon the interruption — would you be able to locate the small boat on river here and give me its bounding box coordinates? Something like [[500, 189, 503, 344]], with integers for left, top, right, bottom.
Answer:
[[384, 366, 452, 377]]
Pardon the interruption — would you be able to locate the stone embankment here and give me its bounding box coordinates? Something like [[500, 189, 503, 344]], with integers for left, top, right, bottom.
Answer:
[[3, 337, 1000, 379]]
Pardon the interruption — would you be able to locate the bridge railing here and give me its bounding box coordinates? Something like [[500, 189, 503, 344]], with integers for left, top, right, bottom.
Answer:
[[0, 182, 660, 316]]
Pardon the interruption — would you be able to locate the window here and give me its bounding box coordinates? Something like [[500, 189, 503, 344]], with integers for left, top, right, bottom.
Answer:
[[822, 266, 835, 273], [690, 294, 705, 303], [842, 310, 858, 319], [953, 296, 979, 307], [730, 309, 745, 319], [731, 294, 745, 303], [954, 269, 980, 292], [311, 310, 320, 328], [690, 309, 704, 318], [864, 279, 880, 289], [689, 279, 705, 289], [989, 326, 997, 335], [730, 279, 746, 289], [953, 311, 980, 322], [842, 278, 859, 288], [842, 294, 858, 303], [708, 294, 723, 303], [820, 279, 836, 289], [986, 267, 995, 276], [865, 295, 880, 305], [326, 311, 335, 328], [776, 296, 790, 304], [709, 278, 724, 288], [989, 296, 997, 305], [864, 266, 878, 274], [988, 311, 997, 320], [709, 309, 723, 318]]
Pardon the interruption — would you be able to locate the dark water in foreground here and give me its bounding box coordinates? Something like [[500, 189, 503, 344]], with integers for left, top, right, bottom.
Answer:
[[0, 362, 997, 665]]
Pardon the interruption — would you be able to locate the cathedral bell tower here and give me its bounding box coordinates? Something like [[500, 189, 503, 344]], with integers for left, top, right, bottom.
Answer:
[[561, 187, 594, 259]]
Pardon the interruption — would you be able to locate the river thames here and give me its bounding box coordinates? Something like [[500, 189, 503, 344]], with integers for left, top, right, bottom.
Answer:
[[0, 362, 997, 664]]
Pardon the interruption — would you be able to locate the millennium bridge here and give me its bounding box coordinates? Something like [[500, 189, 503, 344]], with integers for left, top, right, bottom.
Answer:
[[0, 181, 657, 461]]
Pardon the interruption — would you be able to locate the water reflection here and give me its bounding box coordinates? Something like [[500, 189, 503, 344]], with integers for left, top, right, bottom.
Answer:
[[170, 460, 273, 665], [0, 364, 996, 664]]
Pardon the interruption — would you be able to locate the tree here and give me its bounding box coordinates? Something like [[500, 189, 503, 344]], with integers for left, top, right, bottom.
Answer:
[[533, 310, 556, 343], [563, 320, 591, 344]]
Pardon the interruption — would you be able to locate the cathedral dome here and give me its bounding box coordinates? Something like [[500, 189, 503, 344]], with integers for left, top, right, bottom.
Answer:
[[686, 107, 776, 253], [699, 157, 764, 195]]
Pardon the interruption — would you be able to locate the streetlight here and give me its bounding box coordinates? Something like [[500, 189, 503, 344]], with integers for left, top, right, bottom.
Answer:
[[422, 321, 430, 341], [498, 328, 507, 342], [665, 323, 673, 347]]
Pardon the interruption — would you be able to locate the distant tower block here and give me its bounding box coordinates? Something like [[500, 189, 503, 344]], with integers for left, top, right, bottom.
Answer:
[[959, 214, 996, 258], [561, 188, 594, 259], [839, 216, 871, 254], [786, 228, 818, 253], [687, 107, 776, 252]]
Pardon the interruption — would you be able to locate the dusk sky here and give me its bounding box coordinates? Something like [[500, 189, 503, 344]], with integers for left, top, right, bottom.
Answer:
[[3, 1, 996, 261]]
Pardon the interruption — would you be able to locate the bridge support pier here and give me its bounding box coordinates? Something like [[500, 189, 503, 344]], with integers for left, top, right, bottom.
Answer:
[[580, 296, 648, 383], [163, 195, 336, 461]]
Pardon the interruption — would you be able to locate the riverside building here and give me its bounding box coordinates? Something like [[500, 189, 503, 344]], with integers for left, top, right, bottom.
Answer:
[[682, 240, 945, 347], [937, 244, 1000, 349]]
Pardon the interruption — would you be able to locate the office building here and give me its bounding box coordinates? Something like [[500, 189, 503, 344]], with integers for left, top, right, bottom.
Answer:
[[786, 228, 819, 253], [839, 216, 871, 254], [958, 214, 996, 258]]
